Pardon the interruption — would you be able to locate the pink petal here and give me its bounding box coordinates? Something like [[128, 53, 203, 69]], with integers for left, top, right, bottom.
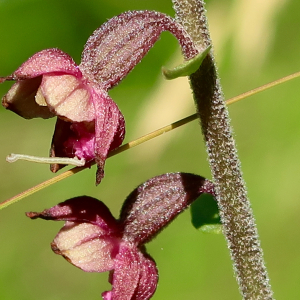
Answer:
[[132, 253, 158, 300], [41, 74, 95, 122], [51, 221, 119, 273], [92, 89, 125, 185], [102, 244, 158, 300], [102, 243, 140, 300], [1, 49, 82, 120], [80, 11, 198, 90], [26, 196, 119, 233], [13, 48, 81, 79]]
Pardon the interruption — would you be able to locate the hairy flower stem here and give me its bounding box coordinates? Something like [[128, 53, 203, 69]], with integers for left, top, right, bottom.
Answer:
[[172, 0, 274, 299]]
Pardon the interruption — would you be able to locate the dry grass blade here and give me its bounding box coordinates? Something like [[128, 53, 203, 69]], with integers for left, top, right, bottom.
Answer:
[[0, 70, 300, 210]]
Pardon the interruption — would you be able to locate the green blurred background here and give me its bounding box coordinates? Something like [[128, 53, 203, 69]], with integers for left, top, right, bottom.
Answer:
[[1, 0, 300, 299]]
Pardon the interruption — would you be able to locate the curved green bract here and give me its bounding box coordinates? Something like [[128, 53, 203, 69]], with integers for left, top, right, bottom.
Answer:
[[162, 45, 211, 80], [190, 193, 222, 234]]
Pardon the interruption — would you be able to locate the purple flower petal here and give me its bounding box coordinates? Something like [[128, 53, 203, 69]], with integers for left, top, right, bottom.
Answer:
[[132, 251, 158, 300], [13, 48, 81, 79], [120, 172, 215, 245], [92, 89, 125, 184], [26, 196, 119, 232], [1, 49, 83, 120], [102, 243, 157, 300], [102, 244, 140, 300], [80, 10, 198, 90]]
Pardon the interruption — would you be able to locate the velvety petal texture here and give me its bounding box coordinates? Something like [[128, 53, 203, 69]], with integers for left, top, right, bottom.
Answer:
[[27, 173, 215, 299], [120, 173, 215, 245], [80, 11, 198, 90], [13, 48, 81, 78], [27, 196, 119, 232], [105, 244, 147, 300], [2, 49, 81, 119]]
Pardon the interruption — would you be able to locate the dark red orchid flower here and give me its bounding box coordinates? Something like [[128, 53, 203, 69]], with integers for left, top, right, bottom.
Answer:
[[26, 172, 215, 299], [0, 11, 198, 184]]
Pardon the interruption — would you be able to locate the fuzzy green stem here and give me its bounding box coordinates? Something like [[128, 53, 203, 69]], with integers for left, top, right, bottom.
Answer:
[[172, 0, 274, 298]]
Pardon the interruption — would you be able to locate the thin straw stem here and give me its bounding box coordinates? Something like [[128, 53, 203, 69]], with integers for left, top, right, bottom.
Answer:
[[1, 70, 300, 210]]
